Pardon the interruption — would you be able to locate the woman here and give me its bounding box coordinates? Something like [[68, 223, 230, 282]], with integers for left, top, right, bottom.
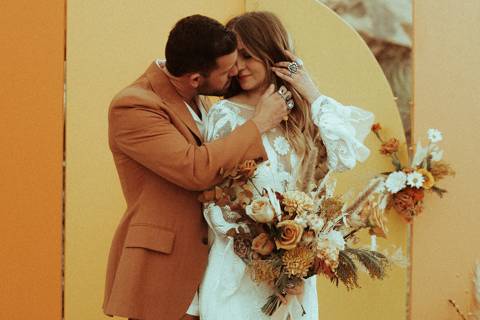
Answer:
[[199, 11, 374, 320]]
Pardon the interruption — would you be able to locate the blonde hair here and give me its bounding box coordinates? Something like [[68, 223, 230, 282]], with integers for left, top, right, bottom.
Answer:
[[226, 11, 322, 167]]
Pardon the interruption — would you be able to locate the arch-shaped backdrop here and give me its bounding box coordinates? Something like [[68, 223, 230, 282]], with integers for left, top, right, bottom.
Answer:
[[245, 1, 408, 319], [65, 0, 407, 319]]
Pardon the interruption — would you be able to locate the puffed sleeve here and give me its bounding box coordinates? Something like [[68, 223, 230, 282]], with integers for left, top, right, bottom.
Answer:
[[311, 95, 375, 172]]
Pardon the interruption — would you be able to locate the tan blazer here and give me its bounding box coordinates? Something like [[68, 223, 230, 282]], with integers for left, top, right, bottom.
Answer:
[[103, 62, 268, 320]]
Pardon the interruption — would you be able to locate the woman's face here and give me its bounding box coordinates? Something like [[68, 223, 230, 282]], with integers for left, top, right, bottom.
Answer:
[[235, 37, 268, 92]]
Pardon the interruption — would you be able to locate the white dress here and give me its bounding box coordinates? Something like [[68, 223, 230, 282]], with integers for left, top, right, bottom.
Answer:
[[199, 95, 374, 320]]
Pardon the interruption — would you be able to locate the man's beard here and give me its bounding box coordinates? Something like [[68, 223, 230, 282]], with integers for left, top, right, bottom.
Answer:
[[198, 79, 231, 97]]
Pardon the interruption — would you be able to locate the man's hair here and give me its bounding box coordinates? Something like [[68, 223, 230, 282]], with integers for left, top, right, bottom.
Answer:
[[165, 15, 237, 77]]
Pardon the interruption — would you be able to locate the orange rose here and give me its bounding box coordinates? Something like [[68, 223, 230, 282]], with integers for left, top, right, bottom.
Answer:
[[251, 233, 275, 256], [245, 197, 275, 223], [275, 220, 304, 250]]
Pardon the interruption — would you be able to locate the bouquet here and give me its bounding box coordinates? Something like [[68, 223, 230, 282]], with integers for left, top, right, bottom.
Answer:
[[371, 124, 455, 222], [199, 156, 390, 316]]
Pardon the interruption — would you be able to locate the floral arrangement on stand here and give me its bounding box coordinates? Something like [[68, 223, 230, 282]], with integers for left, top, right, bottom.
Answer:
[[371, 124, 455, 222], [199, 155, 390, 316]]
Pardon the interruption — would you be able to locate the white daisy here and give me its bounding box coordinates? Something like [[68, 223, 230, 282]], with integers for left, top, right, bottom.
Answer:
[[385, 171, 407, 193], [407, 171, 425, 188], [273, 136, 290, 156], [427, 128, 443, 143]]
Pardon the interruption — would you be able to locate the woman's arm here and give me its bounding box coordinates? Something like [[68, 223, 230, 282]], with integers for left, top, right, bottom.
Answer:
[[271, 50, 375, 171]]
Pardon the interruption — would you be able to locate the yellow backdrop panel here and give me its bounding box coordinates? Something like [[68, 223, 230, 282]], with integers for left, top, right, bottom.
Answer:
[[246, 1, 408, 319], [412, 0, 480, 318], [65, 1, 244, 319], [0, 0, 64, 318], [66, 0, 407, 319]]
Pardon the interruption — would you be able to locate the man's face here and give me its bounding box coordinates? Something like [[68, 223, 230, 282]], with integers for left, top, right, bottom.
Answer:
[[198, 51, 238, 96]]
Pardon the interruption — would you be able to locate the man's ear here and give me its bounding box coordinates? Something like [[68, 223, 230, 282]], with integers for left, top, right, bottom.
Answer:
[[188, 73, 203, 88]]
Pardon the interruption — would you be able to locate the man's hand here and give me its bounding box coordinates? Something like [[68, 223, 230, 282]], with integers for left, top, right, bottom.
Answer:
[[252, 84, 290, 134]]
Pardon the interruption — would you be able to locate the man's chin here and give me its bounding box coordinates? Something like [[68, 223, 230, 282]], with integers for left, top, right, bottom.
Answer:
[[207, 90, 227, 97], [200, 81, 231, 97]]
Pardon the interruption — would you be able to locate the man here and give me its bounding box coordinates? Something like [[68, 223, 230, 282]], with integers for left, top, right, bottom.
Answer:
[[103, 15, 290, 320]]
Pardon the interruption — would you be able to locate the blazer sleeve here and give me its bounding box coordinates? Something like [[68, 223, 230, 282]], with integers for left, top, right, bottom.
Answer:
[[109, 104, 268, 191]]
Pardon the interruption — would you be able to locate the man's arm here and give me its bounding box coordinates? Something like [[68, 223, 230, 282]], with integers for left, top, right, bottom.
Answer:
[[110, 104, 267, 191]]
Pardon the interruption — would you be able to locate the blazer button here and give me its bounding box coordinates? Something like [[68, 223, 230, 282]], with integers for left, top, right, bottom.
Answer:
[[202, 237, 208, 245]]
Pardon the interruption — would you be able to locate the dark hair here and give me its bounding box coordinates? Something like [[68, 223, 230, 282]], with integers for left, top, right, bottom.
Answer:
[[165, 15, 237, 77]]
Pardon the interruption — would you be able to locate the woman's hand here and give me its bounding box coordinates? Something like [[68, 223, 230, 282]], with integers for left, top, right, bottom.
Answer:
[[272, 50, 322, 105], [276, 279, 305, 304], [285, 279, 304, 296]]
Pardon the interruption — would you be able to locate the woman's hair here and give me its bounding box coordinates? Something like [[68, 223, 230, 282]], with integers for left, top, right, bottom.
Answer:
[[225, 11, 320, 167]]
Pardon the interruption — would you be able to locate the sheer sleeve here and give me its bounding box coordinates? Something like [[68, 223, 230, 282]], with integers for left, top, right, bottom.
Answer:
[[205, 100, 242, 142], [311, 95, 375, 172], [203, 101, 246, 237], [204, 204, 242, 236]]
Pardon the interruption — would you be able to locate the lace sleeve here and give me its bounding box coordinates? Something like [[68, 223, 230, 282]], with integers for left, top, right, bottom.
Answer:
[[204, 101, 241, 142], [203, 101, 244, 237], [311, 95, 375, 172], [203, 203, 242, 236]]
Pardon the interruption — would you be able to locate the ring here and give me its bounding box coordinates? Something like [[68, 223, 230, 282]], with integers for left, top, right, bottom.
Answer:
[[287, 61, 299, 74], [286, 99, 294, 110]]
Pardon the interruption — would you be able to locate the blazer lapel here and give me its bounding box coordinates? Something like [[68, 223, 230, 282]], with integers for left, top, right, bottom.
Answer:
[[145, 62, 204, 143]]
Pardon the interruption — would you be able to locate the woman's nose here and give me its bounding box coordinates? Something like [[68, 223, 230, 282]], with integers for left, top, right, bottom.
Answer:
[[236, 57, 245, 71]]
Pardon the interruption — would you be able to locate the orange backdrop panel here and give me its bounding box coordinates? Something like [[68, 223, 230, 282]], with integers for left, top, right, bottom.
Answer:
[[0, 1, 64, 318], [412, 0, 480, 318]]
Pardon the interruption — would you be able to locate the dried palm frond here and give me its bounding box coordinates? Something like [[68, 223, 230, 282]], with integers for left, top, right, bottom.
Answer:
[[345, 248, 389, 280], [336, 250, 360, 290]]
